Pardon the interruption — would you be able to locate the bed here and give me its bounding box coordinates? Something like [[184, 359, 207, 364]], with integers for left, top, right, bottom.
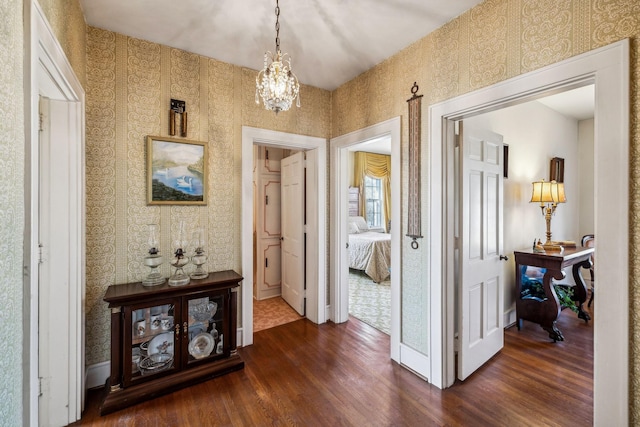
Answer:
[[348, 216, 391, 283]]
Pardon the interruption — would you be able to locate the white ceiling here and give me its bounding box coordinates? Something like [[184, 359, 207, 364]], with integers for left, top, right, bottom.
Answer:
[[79, 1, 594, 118], [80, 0, 484, 91], [536, 85, 595, 121], [347, 135, 391, 155]]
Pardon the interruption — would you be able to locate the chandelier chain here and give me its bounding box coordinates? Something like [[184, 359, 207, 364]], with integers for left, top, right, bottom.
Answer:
[[275, 0, 280, 52]]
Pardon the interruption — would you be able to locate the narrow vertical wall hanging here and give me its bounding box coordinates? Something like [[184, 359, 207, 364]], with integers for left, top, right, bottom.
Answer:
[[406, 82, 423, 249]]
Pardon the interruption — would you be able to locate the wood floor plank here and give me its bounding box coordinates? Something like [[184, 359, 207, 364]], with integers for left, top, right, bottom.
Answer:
[[74, 307, 593, 426]]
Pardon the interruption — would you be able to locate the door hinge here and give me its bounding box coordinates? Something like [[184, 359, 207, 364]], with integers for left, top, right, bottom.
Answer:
[[454, 333, 460, 352], [265, 149, 269, 160], [39, 112, 44, 132], [38, 243, 45, 264], [265, 195, 268, 205], [265, 257, 268, 268], [454, 237, 459, 250], [454, 132, 460, 148]]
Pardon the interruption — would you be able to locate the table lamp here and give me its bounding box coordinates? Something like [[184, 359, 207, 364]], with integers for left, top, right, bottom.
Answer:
[[530, 179, 566, 250]]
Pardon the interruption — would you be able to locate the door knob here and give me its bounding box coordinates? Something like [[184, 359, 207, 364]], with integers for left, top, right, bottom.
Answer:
[[499, 255, 509, 261]]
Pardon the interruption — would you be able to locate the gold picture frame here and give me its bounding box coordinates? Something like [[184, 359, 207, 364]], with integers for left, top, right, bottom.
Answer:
[[146, 135, 207, 205]]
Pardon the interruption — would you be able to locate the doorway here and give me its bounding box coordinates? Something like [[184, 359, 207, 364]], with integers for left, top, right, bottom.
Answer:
[[252, 145, 306, 332], [430, 40, 629, 425], [241, 127, 327, 347], [454, 90, 595, 381], [346, 139, 392, 334], [330, 117, 401, 363]]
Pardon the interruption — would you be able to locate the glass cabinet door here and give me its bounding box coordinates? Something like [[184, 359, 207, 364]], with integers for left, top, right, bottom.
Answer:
[[184, 292, 226, 365], [126, 300, 177, 385]]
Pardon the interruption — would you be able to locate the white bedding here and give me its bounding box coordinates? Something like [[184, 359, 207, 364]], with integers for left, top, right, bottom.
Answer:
[[348, 231, 391, 283]]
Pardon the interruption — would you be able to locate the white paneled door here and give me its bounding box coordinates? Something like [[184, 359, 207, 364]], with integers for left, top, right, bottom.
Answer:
[[281, 152, 306, 316], [458, 122, 505, 380]]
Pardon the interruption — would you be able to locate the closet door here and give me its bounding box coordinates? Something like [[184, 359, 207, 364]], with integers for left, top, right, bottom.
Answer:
[[281, 152, 306, 316]]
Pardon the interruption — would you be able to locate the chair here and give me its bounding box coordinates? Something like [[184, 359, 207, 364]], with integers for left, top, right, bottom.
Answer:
[[581, 234, 595, 307]]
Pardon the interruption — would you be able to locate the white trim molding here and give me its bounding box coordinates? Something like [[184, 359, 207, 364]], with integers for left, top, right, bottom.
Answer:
[[26, 2, 86, 426], [429, 40, 629, 426], [241, 127, 327, 347]]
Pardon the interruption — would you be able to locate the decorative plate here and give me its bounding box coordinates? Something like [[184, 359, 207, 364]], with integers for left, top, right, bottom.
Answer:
[[148, 332, 174, 356], [188, 332, 215, 359]]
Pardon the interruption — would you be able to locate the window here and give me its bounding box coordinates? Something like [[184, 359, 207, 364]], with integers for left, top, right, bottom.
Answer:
[[364, 176, 383, 229]]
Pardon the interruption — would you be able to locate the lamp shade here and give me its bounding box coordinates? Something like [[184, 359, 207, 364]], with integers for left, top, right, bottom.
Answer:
[[530, 180, 566, 204], [530, 180, 554, 204], [550, 181, 566, 203]]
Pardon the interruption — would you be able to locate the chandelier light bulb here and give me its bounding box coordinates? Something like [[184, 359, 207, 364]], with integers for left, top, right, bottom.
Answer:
[[256, 0, 300, 114]]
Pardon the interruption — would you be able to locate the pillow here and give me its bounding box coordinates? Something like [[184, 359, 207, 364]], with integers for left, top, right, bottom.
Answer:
[[348, 222, 360, 234], [349, 216, 369, 233]]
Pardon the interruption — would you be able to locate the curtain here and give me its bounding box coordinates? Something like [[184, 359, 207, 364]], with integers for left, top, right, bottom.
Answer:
[[353, 152, 391, 232]]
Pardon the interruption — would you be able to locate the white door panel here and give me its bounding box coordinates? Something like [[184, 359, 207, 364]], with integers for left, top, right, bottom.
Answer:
[[39, 97, 82, 426], [458, 122, 505, 381], [281, 152, 305, 316]]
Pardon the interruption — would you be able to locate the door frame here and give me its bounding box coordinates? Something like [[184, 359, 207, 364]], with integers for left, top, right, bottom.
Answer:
[[429, 40, 629, 425], [329, 117, 401, 361], [26, 2, 86, 425], [241, 127, 326, 346]]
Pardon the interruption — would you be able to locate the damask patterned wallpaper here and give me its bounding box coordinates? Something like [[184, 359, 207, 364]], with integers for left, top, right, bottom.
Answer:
[[331, 0, 640, 419], [85, 27, 331, 366], [0, 0, 24, 424], [38, 0, 87, 87]]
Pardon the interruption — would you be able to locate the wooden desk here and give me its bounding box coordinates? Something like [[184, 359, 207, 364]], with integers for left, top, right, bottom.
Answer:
[[514, 246, 594, 341]]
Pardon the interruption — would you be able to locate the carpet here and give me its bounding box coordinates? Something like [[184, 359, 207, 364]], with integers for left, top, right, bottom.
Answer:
[[253, 297, 304, 332], [349, 269, 391, 334]]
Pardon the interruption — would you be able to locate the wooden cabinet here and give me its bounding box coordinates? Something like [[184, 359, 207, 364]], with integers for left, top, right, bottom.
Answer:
[[100, 270, 244, 415]]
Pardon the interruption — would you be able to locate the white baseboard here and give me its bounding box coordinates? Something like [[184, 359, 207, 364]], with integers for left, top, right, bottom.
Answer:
[[504, 308, 517, 328], [237, 327, 243, 347], [85, 361, 110, 390], [399, 343, 430, 381]]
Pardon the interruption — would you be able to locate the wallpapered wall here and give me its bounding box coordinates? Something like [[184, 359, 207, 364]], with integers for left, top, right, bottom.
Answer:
[[0, 0, 25, 424], [11, 0, 640, 423], [331, 0, 640, 420], [85, 27, 331, 366], [38, 0, 87, 87]]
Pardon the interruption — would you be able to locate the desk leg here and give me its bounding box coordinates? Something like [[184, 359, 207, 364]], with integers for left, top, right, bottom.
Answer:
[[572, 259, 593, 323], [514, 262, 523, 331], [540, 269, 565, 342]]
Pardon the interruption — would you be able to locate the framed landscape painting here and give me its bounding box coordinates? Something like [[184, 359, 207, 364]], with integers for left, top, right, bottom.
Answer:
[[146, 135, 208, 205]]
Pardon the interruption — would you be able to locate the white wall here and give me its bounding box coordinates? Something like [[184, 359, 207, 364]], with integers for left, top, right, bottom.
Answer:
[[466, 100, 592, 319]]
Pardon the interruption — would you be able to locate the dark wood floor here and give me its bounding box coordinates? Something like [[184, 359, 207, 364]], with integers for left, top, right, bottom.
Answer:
[[74, 307, 593, 426]]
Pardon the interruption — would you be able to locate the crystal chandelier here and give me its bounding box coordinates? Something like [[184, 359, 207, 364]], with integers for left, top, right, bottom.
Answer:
[[255, 0, 300, 114]]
